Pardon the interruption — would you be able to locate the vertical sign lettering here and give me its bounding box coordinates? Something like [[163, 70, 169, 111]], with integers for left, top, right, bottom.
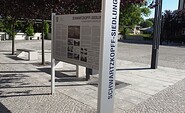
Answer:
[[97, 0, 120, 113]]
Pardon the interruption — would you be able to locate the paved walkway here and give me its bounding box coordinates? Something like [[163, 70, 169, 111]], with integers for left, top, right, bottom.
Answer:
[[127, 78, 185, 113], [0, 52, 96, 113], [1, 40, 185, 113]]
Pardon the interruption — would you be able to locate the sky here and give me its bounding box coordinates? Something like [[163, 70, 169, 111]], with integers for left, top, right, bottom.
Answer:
[[144, 0, 179, 19]]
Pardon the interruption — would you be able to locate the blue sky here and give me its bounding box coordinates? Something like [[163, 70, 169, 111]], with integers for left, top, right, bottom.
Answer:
[[144, 0, 179, 19]]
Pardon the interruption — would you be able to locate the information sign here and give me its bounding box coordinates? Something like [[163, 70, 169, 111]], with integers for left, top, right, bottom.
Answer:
[[53, 13, 101, 70]]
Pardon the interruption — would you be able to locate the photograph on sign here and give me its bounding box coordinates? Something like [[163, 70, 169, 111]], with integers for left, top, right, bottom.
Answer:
[[68, 26, 80, 39]]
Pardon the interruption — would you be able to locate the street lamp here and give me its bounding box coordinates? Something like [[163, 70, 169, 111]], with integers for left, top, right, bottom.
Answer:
[[151, 0, 163, 69], [178, 0, 185, 10]]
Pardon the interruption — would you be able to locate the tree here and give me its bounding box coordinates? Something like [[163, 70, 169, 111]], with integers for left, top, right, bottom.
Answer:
[[44, 21, 49, 39], [30, 0, 71, 65], [161, 9, 185, 42], [147, 18, 154, 23], [140, 19, 153, 28], [0, 0, 61, 63], [25, 23, 34, 36], [0, 20, 4, 31], [161, 10, 173, 42], [0, 0, 30, 55], [0, 0, 146, 62], [22, 0, 146, 65], [58, 0, 145, 14], [119, 3, 150, 37]]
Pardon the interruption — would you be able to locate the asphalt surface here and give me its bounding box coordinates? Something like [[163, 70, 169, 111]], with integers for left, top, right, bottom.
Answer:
[[1, 40, 185, 70], [117, 42, 185, 70]]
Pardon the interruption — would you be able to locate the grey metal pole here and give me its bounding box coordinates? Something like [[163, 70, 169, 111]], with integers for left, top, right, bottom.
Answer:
[[51, 13, 56, 95], [151, 0, 162, 69], [86, 68, 92, 81]]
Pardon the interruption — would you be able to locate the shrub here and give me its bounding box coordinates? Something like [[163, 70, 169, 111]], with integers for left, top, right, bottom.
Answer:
[[44, 21, 49, 39], [25, 23, 34, 36]]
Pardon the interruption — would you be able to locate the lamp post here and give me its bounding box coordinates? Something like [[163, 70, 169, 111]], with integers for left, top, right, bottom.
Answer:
[[178, 0, 185, 10], [151, 0, 163, 69]]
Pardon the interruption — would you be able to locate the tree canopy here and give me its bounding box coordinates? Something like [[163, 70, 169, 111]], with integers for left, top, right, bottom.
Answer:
[[0, 0, 145, 19], [0, 0, 146, 56], [119, 3, 150, 35], [161, 9, 185, 42], [140, 19, 154, 28]]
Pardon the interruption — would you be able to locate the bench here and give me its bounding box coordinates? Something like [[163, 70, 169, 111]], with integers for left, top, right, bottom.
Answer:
[[26, 33, 42, 40], [16, 49, 38, 61], [15, 33, 27, 40], [32, 33, 42, 40]]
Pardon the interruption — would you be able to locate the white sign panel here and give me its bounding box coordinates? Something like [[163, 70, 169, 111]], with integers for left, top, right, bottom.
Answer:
[[98, 0, 120, 113], [53, 13, 101, 70]]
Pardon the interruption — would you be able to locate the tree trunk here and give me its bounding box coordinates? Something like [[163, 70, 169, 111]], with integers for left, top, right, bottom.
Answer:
[[41, 19, 45, 65], [11, 21, 15, 55], [123, 27, 127, 39]]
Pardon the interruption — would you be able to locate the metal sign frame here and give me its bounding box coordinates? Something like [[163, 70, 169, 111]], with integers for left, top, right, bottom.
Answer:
[[51, 13, 56, 94], [51, 0, 121, 112]]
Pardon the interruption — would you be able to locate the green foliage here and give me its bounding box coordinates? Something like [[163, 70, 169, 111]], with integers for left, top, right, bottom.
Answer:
[[120, 4, 150, 28], [0, 19, 25, 37], [161, 9, 185, 42], [140, 19, 153, 28], [15, 20, 24, 32], [44, 21, 49, 39], [2, 18, 14, 36], [147, 18, 154, 23], [119, 3, 151, 36], [120, 27, 131, 38], [140, 33, 151, 38], [129, 33, 151, 37], [25, 23, 34, 36], [0, 20, 4, 31], [128, 33, 152, 40]]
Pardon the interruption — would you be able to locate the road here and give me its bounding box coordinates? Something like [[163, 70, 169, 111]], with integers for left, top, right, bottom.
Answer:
[[117, 42, 185, 70], [0, 40, 185, 69]]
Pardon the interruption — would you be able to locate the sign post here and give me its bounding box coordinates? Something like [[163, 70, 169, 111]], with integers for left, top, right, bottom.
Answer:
[[51, 13, 56, 94], [97, 0, 120, 113]]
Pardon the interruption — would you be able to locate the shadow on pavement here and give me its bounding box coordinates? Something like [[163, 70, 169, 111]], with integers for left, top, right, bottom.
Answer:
[[0, 63, 31, 64], [119, 39, 185, 48], [88, 78, 130, 89], [38, 67, 76, 75], [0, 50, 12, 53], [5, 55, 24, 61], [0, 74, 28, 83], [0, 84, 90, 89], [0, 102, 11, 113], [0, 71, 41, 73], [0, 74, 49, 98], [116, 67, 151, 71], [118, 39, 152, 45], [0, 93, 50, 98], [38, 68, 86, 82]]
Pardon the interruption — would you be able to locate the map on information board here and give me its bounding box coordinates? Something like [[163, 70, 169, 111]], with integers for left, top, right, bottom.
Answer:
[[53, 13, 101, 70]]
